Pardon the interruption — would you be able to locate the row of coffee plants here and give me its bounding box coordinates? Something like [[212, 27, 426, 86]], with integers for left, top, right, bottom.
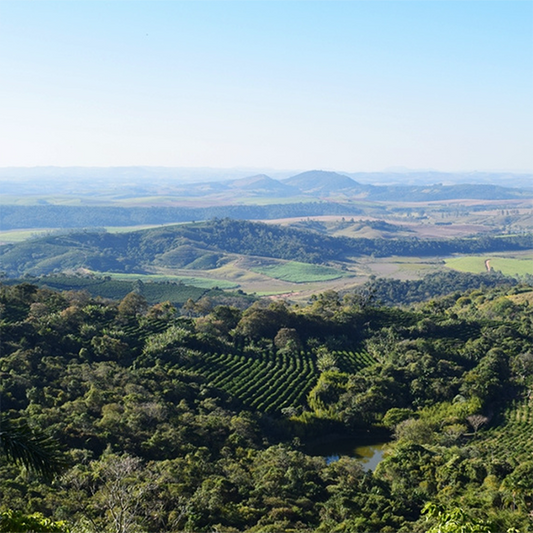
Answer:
[[476, 397, 533, 462], [178, 347, 379, 413], [333, 350, 376, 374]]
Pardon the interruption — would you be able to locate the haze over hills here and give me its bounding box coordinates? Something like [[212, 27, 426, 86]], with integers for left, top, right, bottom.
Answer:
[[283, 170, 365, 195], [227, 174, 301, 196], [0, 167, 531, 201]]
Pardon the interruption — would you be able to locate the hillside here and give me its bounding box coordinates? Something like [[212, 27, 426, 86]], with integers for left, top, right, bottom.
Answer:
[[1, 281, 533, 531], [283, 170, 365, 195], [227, 174, 300, 196], [1, 218, 532, 279], [0, 202, 364, 231]]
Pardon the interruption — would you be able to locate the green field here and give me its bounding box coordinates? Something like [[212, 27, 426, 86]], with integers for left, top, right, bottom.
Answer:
[[0, 229, 59, 242], [16, 274, 209, 304], [0, 223, 181, 243], [251, 261, 351, 283], [445, 255, 533, 276], [105, 224, 179, 233]]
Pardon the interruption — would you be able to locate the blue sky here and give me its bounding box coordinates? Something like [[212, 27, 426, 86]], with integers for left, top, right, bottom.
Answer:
[[1, 1, 532, 172]]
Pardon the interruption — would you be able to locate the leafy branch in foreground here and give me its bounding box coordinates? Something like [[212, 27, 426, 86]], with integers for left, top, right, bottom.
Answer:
[[0, 510, 70, 533], [0, 416, 67, 480]]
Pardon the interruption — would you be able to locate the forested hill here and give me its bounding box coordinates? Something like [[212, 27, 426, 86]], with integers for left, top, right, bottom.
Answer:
[[362, 269, 525, 306], [0, 203, 364, 231], [1, 281, 533, 531], [1, 218, 533, 277]]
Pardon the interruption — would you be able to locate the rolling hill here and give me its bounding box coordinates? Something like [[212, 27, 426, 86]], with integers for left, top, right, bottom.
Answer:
[[1, 218, 532, 278], [282, 170, 367, 195]]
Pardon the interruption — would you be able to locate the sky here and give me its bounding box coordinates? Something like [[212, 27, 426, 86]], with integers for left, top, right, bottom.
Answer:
[[0, 1, 532, 173]]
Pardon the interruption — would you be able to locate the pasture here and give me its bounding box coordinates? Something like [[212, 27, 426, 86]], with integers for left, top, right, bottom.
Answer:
[[445, 254, 533, 276], [251, 261, 351, 283]]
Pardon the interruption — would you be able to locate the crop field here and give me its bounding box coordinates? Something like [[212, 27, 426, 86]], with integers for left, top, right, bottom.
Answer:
[[251, 261, 351, 283], [332, 350, 376, 374], [445, 255, 533, 276], [26, 274, 210, 303], [97, 271, 239, 289], [177, 348, 376, 413], [476, 397, 533, 463]]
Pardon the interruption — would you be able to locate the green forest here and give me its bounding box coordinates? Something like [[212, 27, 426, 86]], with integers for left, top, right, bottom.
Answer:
[[1, 280, 533, 532]]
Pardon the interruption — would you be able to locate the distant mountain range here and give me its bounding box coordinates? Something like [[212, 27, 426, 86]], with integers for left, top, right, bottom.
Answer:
[[176, 170, 532, 201], [0, 167, 531, 200]]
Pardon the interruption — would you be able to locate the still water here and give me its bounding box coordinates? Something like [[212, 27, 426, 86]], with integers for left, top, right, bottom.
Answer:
[[306, 438, 388, 472], [325, 442, 387, 471]]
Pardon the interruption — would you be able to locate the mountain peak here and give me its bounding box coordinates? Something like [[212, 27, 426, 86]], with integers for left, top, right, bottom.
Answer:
[[283, 170, 358, 193], [228, 174, 300, 196]]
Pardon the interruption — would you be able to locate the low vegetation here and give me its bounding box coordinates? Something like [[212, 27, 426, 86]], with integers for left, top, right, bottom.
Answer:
[[0, 274, 248, 307]]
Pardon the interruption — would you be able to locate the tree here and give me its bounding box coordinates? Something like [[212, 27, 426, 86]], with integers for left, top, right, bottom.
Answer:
[[118, 292, 148, 317], [91, 454, 154, 533], [466, 414, 489, 434], [422, 502, 492, 533], [0, 415, 66, 481], [274, 328, 302, 354], [0, 424, 69, 533], [0, 510, 69, 533]]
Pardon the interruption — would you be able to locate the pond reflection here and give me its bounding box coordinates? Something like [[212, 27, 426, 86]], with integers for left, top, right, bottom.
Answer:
[[325, 443, 387, 471], [306, 437, 389, 472]]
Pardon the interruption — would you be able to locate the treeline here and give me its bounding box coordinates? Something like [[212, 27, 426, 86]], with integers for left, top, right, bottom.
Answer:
[[0, 203, 364, 230], [366, 182, 532, 201], [362, 270, 526, 306]]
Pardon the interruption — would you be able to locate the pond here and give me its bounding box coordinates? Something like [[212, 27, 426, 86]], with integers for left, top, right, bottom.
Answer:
[[305, 435, 389, 472]]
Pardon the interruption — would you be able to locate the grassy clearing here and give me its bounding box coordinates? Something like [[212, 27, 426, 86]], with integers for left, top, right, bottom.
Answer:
[[0, 229, 63, 242], [508, 290, 533, 305], [445, 255, 533, 276], [445, 256, 486, 273], [104, 223, 182, 233], [0, 224, 186, 243], [251, 261, 350, 283], [92, 271, 239, 289]]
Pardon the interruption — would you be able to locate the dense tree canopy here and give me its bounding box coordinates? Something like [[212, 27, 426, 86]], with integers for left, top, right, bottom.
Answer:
[[1, 281, 533, 531]]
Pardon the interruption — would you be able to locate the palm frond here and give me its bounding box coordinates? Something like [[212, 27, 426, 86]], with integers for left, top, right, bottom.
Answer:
[[0, 417, 67, 480]]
